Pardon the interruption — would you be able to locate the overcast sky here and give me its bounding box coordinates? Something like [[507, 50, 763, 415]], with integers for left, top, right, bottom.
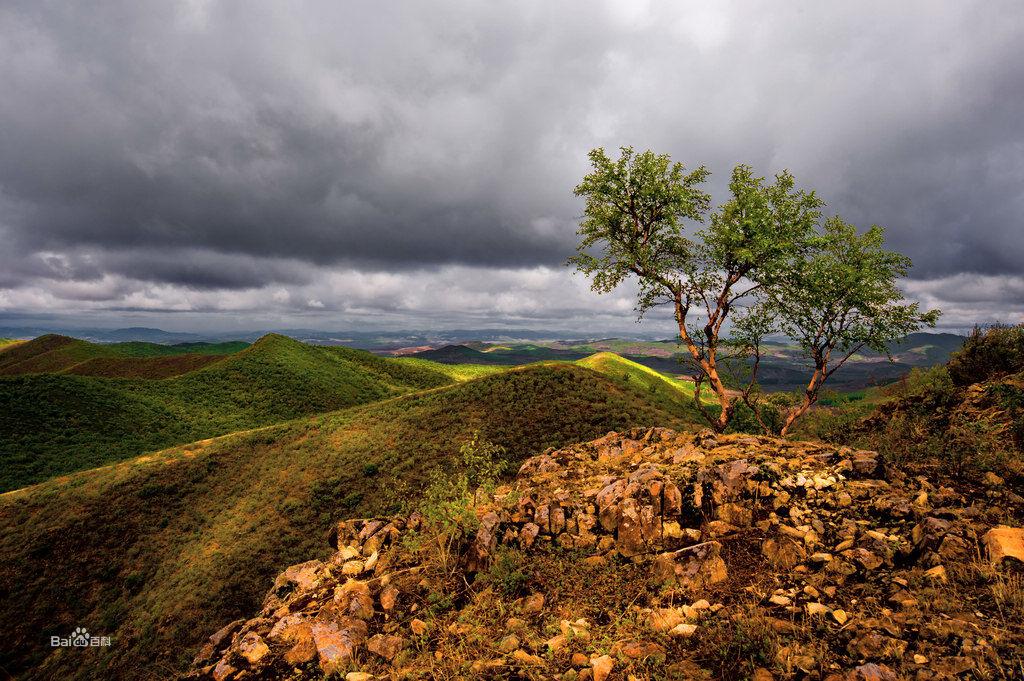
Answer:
[[1, 1, 1022, 334]]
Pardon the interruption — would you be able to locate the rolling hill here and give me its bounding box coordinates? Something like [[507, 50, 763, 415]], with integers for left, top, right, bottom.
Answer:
[[0, 362, 698, 681], [0, 334, 455, 491], [0, 334, 249, 377]]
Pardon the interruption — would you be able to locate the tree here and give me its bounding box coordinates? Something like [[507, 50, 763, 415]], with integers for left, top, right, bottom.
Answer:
[[569, 147, 822, 431], [757, 217, 941, 435]]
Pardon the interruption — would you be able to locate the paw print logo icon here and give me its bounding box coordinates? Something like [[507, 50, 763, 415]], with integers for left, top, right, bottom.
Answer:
[[71, 627, 90, 647]]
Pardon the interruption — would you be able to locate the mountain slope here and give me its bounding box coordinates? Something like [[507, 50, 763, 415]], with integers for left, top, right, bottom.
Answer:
[[0, 334, 455, 490], [0, 334, 252, 378], [0, 363, 696, 680]]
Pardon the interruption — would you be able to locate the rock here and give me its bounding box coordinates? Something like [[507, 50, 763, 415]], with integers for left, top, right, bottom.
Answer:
[[520, 523, 540, 548], [652, 541, 728, 590], [832, 609, 848, 625], [334, 580, 375, 620], [924, 564, 948, 583], [983, 471, 1005, 486], [511, 649, 546, 666], [846, 663, 898, 681], [379, 585, 399, 611], [591, 654, 614, 681], [193, 619, 245, 665], [467, 511, 501, 571], [845, 548, 883, 570], [211, 659, 237, 681], [647, 607, 686, 632], [521, 592, 545, 614], [668, 623, 698, 638], [762, 537, 807, 568], [366, 633, 406, 660], [237, 633, 270, 665], [341, 560, 364, 576], [983, 525, 1024, 563], [806, 602, 830, 617], [346, 673, 374, 681], [270, 616, 317, 665], [311, 618, 368, 675]]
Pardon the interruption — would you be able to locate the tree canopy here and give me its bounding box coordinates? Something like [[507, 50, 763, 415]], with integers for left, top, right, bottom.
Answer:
[[570, 146, 940, 434]]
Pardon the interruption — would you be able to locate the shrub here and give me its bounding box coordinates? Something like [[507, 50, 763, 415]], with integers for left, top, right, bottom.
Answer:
[[948, 324, 1024, 386], [479, 546, 529, 597]]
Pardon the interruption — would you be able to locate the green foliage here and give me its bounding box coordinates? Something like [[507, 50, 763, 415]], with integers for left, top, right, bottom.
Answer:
[[567, 146, 710, 304], [479, 546, 529, 597], [696, 615, 779, 680], [947, 324, 1024, 386], [568, 147, 938, 435]]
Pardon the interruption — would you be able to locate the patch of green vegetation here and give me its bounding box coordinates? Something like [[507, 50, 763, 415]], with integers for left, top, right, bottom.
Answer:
[[0, 338, 22, 351], [576, 351, 716, 409], [395, 357, 508, 381], [0, 334, 455, 490], [106, 340, 250, 357], [0, 362, 692, 680]]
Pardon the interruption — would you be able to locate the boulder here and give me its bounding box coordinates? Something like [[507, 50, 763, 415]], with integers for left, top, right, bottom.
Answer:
[[983, 525, 1024, 563], [652, 541, 727, 590]]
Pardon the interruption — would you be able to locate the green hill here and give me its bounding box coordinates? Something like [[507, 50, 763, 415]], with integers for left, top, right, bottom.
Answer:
[[0, 362, 695, 680], [575, 350, 715, 409], [0, 334, 455, 491], [0, 334, 249, 377]]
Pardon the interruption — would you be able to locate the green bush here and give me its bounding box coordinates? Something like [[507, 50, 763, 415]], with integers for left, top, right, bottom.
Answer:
[[948, 324, 1024, 386], [479, 546, 529, 597]]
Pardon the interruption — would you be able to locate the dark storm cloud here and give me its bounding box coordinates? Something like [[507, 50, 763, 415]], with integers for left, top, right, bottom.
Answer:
[[0, 1, 1022, 326]]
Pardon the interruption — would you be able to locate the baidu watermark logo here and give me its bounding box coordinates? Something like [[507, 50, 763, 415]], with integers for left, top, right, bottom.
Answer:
[[51, 627, 111, 648]]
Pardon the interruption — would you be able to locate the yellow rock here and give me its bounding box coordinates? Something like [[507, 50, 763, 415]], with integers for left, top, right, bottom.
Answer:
[[591, 654, 614, 681]]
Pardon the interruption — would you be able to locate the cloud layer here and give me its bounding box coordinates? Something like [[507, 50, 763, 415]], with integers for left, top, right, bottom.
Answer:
[[1, 1, 1022, 331]]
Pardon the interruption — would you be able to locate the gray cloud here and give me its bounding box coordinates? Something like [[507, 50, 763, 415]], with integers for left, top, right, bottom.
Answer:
[[0, 1, 1022, 329]]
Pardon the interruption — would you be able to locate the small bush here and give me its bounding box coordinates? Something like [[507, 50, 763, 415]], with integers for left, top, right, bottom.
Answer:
[[948, 324, 1024, 386], [696, 614, 779, 680], [479, 546, 529, 597]]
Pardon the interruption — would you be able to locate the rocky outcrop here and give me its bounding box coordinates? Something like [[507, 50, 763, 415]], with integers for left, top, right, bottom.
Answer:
[[188, 428, 1024, 680]]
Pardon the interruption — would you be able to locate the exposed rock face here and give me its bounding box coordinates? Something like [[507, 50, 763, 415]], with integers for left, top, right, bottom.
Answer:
[[188, 428, 1024, 680]]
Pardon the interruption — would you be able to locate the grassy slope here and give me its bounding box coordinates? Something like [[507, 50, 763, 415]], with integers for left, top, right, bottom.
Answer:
[[0, 335, 250, 377], [0, 363, 695, 680], [575, 351, 716, 407], [394, 356, 508, 381], [0, 335, 454, 491]]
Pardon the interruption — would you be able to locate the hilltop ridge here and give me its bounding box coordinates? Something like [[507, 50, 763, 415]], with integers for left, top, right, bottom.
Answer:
[[190, 427, 1024, 680]]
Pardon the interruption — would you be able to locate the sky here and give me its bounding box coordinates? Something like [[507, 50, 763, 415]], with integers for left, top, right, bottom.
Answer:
[[1, 1, 1022, 334]]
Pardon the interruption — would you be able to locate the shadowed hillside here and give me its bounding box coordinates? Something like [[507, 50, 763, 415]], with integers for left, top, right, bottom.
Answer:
[[0, 363, 695, 680], [0, 334, 455, 490]]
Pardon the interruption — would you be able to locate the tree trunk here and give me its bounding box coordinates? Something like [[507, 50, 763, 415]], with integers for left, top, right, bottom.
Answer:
[[780, 365, 824, 436], [675, 296, 732, 433]]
